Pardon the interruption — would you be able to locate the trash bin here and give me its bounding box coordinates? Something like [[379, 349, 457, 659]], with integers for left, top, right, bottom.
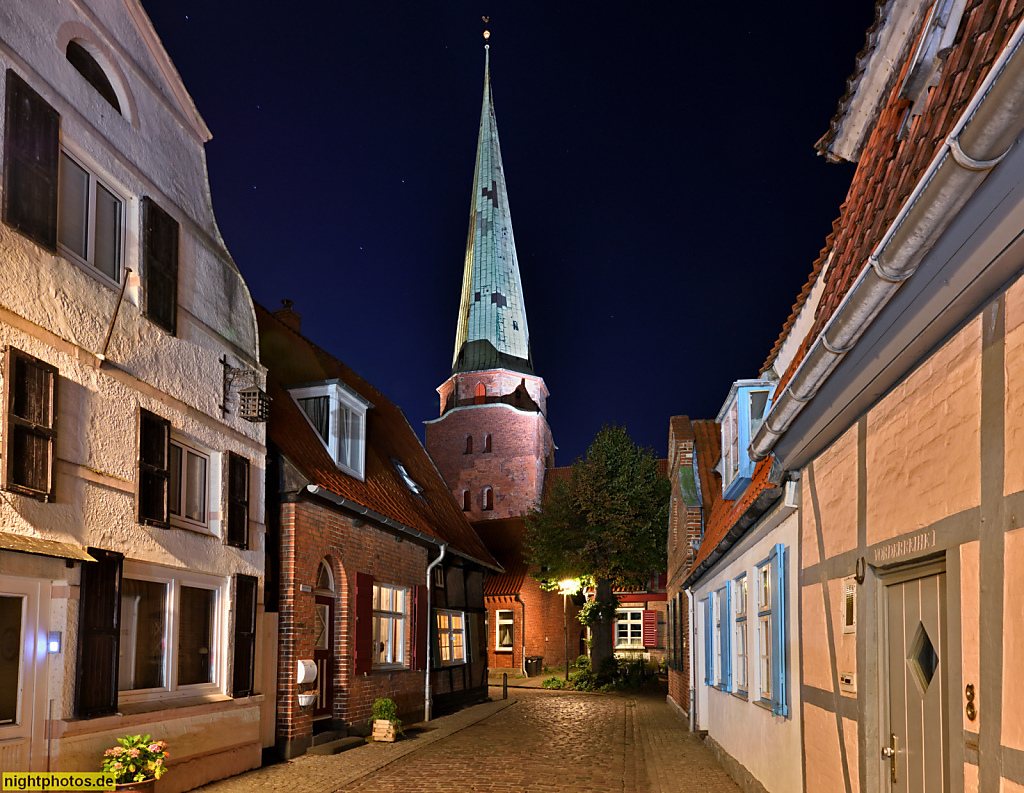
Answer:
[[525, 656, 544, 677]]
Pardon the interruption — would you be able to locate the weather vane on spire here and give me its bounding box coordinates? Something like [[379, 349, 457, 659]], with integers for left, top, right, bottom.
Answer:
[[482, 15, 490, 45]]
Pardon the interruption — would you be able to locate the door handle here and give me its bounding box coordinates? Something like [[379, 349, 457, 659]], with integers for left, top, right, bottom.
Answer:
[[881, 733, 898, 784]]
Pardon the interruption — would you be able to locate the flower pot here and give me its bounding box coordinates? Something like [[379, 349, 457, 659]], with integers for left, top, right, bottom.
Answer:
[[115, 780, 156, 792], [372, 719, 397, 742]]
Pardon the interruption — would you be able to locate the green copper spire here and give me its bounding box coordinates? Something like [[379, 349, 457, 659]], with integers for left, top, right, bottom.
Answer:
[[451, 46, 533, 376]]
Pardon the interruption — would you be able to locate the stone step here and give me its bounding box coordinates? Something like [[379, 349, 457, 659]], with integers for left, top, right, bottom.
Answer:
[[311, 728, 347, 746], [307, 736, 365, 756]]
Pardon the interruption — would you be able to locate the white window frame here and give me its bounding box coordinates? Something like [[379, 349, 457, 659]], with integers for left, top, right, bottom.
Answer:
[[168, 435, 212, 533], [495, 609, 514, 651], [57, 146, 127, 288], [717, 380, 774, 499], [757, 560, 772, 702], [290, 381, 371, 480], [436, 609, 466, 666], [735, 574, 748, 694], [614, 608, 644, 649], [371, 583, 407, 669], [118, 561, 225, 705]]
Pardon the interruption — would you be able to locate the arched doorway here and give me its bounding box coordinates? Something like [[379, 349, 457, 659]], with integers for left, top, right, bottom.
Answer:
[[313, 560, 335, 721]]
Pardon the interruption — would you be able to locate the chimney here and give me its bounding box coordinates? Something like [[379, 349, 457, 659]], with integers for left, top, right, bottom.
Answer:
[[274, 299, 302, 333]]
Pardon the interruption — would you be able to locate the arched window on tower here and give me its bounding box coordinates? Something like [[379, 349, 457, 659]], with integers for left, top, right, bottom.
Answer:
[[482, 487, 493, 511], [475, 383, 486, 405], [462, 491, 471, 511], [484, 434, 492, 453], [465, 435, 473, 454]]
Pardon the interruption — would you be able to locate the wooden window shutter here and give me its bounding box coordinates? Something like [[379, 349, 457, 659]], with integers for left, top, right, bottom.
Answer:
[[642, 609, 657, 648], [226, 452, 250, 548], [666, 599, 675, 670], [353, 572, 373, 674], [232, 574, 258, 697], [2, 347, 58, 501], [75, 548, 122, 717], [2, 70, 59, 251], [137, 408, 170, 527], [142, 197, 179, 335], [411, 584, 428, 671]]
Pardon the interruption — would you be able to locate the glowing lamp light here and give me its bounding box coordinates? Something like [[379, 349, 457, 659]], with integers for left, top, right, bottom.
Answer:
[[47, 631, 62, 654], [557, 579, 580, 596], [483, 30, 490, 40]]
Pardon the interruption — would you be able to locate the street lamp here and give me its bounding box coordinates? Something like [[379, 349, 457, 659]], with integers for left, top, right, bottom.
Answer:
[[558, 578, 580, 681]]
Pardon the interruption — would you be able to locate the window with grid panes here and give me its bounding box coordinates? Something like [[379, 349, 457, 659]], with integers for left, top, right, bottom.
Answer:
[[372, 584, 407, 667]]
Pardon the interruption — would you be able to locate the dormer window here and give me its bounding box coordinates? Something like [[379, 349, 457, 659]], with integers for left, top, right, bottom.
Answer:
[[290, 380, 372, 479], [718, 379, 775, 500], [66, 40, 121, 115]]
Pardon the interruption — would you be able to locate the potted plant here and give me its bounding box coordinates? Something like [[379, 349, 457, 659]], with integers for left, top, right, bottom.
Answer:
[[369, 697, 403, 742], [101, 734, 169, 791]]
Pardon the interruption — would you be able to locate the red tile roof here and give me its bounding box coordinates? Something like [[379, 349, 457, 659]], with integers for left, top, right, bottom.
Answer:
[[474, 518, 529, 597], [257, 304, 499, 570], [806, 0, 1024, 349], [690, 420, 721, 515]]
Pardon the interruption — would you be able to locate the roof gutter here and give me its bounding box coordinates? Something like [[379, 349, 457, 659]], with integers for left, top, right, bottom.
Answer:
[[752, 14, 1024, 463], [304, 485, 502, 573]]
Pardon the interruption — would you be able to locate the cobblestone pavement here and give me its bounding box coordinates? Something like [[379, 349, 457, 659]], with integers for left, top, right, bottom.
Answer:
[[194, 690, 741, 793]]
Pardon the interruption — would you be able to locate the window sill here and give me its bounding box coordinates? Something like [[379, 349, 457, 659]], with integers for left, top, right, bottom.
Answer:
[[171, 519, 215, 536], [373, 664, 410, 672], [59, 694, 265, 737], [731, 690, 749, 702], [494, 649, 514, 653], [753, 698, 775, 713]]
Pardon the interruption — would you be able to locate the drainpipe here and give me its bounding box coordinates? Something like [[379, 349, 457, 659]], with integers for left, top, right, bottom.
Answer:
[[515, 593, 527, 675], [751, 13, 1024, 463], [686, 588, 696, 731], [424, 543, 447, 722]]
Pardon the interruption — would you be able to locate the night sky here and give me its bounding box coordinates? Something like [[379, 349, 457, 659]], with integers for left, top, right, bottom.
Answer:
[[141, 2, 876, 465]]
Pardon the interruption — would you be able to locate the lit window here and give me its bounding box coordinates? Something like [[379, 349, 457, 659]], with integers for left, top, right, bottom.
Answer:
[[372, 584, 407, 667], [291, 380, 372, 479], [118, 563, 221, 703], [495, 610, 514, 650], [436, 609, 466, 665], [169, 437, 209, 530], [735, 575, 748, 694], [757, 544, 787, 715], [614, 609, 643, 649], [58, 150, 124, 284], [718, 380, 774, 499]]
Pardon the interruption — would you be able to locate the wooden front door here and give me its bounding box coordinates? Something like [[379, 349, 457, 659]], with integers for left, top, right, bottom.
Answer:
[[313, 595, 334, 720], [884, 570, 949, 792]]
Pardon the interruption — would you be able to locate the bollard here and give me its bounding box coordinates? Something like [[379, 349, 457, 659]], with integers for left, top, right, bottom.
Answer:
[[503, 672, 508, 700]]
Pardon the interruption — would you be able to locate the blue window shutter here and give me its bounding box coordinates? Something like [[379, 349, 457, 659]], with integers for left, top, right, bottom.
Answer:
[[722, 584, 732, 692], [770, 543, 787, 716], [704, 598, 713, 686]]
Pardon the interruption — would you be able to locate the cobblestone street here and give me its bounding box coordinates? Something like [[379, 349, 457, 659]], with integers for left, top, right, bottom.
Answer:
[[195, 689, 740, 793]]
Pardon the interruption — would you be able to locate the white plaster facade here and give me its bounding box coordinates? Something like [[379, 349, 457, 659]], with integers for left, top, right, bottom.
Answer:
[[0, 2, 268, 790], [692, 499, 803, 793]]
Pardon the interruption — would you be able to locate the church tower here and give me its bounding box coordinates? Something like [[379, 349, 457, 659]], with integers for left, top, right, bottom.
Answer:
[[425, 46, 554, 521]]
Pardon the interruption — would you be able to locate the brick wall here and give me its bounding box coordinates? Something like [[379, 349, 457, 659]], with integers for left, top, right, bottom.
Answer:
[[425, 382, 554, 521], [275, 498, 429, 754], [485, 574, 583, 670]]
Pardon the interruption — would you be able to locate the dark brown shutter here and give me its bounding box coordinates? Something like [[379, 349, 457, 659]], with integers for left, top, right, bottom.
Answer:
[[137, 408, 170, 527], [2, 70, 59, 251], [411, 584, 428, 671], [642, 609, 657, 648], [75, 548, 123, 717], [353, 572, 373, 675], [226, 453, 250, 548], [2, 347, 58, 501], [232, 574, 258, 697], [142, 197, 179, 335]]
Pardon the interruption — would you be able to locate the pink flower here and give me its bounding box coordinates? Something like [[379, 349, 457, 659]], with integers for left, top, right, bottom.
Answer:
[[129, 748, 140, 758], [155, 759, 163, 766], [148, 744, 161, 752]]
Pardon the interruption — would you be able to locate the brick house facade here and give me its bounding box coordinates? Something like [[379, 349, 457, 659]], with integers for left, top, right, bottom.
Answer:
[[259, 304, 499, 759]]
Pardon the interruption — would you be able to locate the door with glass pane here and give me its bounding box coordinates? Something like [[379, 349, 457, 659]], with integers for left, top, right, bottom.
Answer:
[[313, 595, 334, 720], [884, 570, 949, 792], [0, 577, 44, 773]]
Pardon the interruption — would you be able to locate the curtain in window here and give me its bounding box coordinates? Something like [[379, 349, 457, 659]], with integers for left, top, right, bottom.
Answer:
[[299, 396, 329, 441]]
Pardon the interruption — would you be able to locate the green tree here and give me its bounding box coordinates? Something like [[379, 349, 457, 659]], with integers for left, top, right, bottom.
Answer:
[[525, 424, 670, 669]]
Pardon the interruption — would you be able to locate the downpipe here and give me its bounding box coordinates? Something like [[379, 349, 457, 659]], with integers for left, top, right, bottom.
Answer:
[[424, 543, 447, 722]]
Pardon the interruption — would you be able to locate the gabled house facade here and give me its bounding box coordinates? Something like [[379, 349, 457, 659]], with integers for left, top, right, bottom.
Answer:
[[0, 3, 267, 790], [258, 303, 501, 759], [674, 2, 1024, 792]]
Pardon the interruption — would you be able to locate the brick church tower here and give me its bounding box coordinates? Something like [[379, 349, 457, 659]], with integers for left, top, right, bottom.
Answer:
[[425, 46, 554, 521]]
